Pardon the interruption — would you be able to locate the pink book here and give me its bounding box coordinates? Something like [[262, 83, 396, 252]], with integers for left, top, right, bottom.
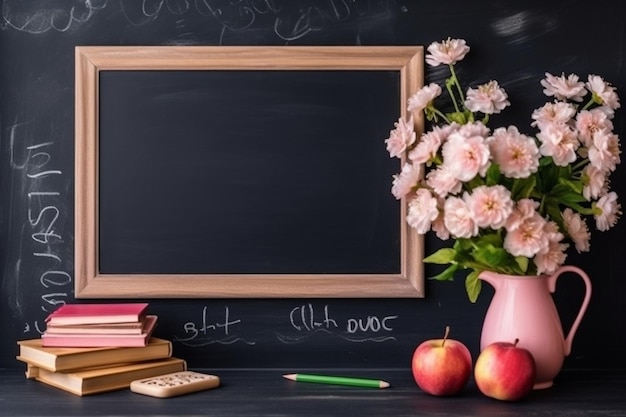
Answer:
[[41, 315, 158, 348], [45, 303, 149, 326]]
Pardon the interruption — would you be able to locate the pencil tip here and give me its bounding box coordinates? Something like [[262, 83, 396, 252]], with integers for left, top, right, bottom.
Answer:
[[283, 374, 296, 381], [380, 381, 390, 388]]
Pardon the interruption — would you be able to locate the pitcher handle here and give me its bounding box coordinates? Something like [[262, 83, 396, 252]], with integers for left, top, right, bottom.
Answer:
[[547, 265, 592, 356]]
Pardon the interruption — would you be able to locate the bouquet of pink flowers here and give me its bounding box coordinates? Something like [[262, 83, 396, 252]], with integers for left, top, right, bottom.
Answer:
[[385, 38, 622, 302]]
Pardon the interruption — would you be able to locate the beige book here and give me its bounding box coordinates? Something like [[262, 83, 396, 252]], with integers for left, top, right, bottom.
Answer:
[[31, 357, 187, 396], [17, 336, 172, 372]]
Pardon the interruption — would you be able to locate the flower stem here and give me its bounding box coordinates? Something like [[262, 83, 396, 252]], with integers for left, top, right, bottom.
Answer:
[[449, 64, 466, 107], [432, 107, 451, 124], [445, 78, 461, 114], [572, 158, 589, 171], [581, 98, 595, 111]]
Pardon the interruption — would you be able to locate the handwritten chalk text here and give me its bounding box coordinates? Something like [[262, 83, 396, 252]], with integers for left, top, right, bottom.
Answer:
[[9, 123, 72, 334], [174, 306, 255, 346], [279, 303, 398, 343]]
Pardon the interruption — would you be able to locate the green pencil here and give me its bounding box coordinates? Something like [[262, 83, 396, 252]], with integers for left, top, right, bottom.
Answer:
[[283, 373, 390, 389]]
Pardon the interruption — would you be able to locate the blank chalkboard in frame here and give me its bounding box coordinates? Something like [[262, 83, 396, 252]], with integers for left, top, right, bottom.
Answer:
[[75, 46, 424, 298]]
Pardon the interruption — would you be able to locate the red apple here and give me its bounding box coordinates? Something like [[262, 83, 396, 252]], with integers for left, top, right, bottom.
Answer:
[[411, 326, 472, 396], [474, 339, 536, 401]]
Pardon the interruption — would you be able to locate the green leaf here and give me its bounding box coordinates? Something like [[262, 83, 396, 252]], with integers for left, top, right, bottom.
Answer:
[[514, 256, 529, 274], [543, 196, 563, 223], [539, 156, 554, 167], [549, 184, 578, 200], [430, 264, 459, 281], [485, 164, 501, 186], [558, 190, 587, 205], [423, 248, 457, 264], [511, 176, 537, 200], [465, 270, 482, 303], [535, 158, 567, 192], [453, 239, 471, 251], [558, 178, 583, 194], [472, 244, 510, 268], [475, 232, 503, 247], [466, 176, 486, 190]]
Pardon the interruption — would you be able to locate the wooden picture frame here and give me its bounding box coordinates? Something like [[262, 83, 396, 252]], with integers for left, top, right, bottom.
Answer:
[[74, 46, 424, 298]]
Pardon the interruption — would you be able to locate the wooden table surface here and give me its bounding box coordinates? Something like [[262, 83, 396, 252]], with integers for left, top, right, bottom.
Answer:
[[1, 368, 625, 416]]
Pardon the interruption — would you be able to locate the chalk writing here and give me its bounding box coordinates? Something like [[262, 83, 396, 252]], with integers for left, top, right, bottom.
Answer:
[[277, 303, 398, 344], [118, 0, 395, 43], [346, 315, 397, 334], [0, 0, 107, 33], [174, 306, 255, 346], [2, 0, 396, 45], [9, 122, 72, 334], [289, 303, 338, 332]]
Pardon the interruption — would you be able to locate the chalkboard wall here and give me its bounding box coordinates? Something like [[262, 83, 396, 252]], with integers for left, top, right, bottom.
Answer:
[[97, 69, 401, 276], [1, 0, 625, 370]]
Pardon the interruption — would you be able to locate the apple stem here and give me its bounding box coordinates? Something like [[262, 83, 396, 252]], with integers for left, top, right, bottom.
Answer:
[[442, 325, 450, 347], [513, 338, 519, 347]]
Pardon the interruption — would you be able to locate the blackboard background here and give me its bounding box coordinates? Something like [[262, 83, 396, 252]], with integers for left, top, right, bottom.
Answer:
[[1, 0, 625, 370], [97, 69, 401, 276]]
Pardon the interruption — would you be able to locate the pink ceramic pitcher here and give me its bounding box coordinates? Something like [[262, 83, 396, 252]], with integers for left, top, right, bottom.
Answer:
[[479, 265, 592, 389]]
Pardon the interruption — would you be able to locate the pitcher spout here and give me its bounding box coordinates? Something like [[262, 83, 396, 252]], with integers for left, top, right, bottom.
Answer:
[[478, 270, 500, 290]]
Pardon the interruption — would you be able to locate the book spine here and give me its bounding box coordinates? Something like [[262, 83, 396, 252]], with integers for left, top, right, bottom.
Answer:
[[41, 335, 149, 348], [41, 315, 157, 348], [25, 363, 39, 379]]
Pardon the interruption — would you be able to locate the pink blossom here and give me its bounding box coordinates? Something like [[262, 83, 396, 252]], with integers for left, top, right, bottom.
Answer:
[[431, 213, 451, 240], [592, 105, 618, 119], [464, 80, 510, 114], [586, 75, 621, 114], [562, 208, 590, 253], [441, 131, 491, 182], [594, 191, 621, 231], [582, 165, 608, 201], [505, 199, 540, 232], [426, 165, 462, 197], [531, 101, 577, 130], [406, 188, 440, 234], [504, 199, 552, 258], [503, 214, 548, 258], [425, 38, 470, 67], [588, 130, 621, 173], [537, 122, 579, 166], [457, 121, 490, 138], [385, 116, 416, 158], [443, 196, 478, 238], [409, 124, 458, 164], [465, 185, 513, 229], [575, 109, 613, 147], [391, 163, 421, 199], [489, 126, 540, 178], [534, 238, 568, 275], [407, 83, 442, 113], [540, 72, 586, 102], [533, 221, 567, 274], [543, 221, 566, 246]]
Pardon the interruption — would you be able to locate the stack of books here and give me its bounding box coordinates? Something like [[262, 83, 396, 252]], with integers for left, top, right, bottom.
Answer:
[[16, 303, 187, 396], [41, 303, 156, 348]]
